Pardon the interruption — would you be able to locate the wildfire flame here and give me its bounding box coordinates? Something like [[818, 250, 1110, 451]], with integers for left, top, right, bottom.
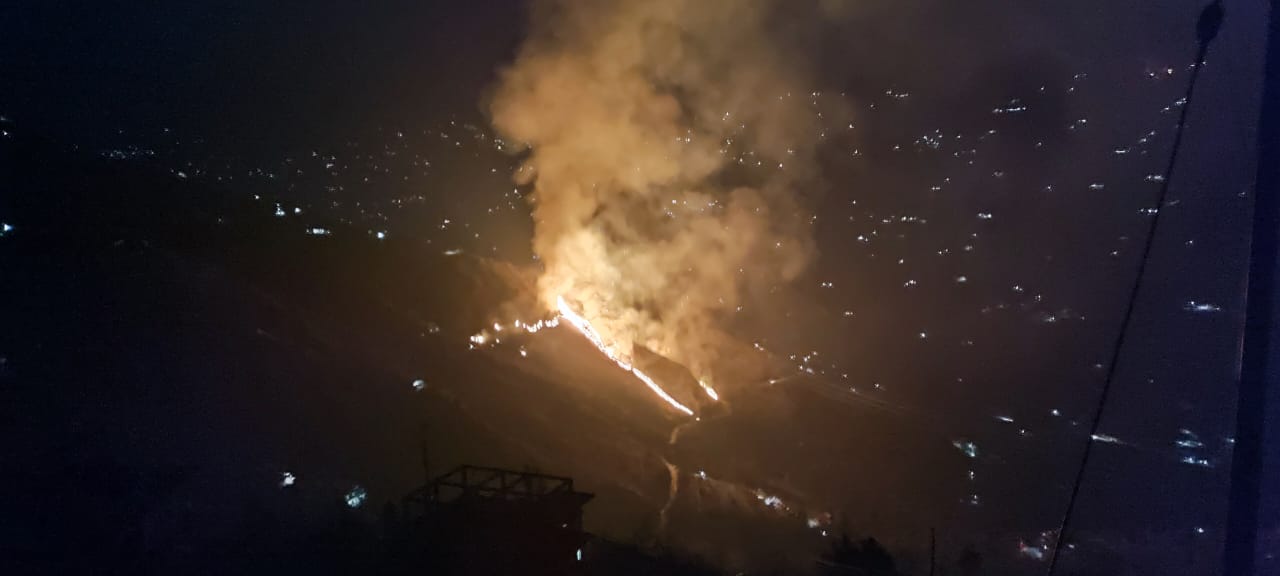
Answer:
[[556, 296, 696, 416]]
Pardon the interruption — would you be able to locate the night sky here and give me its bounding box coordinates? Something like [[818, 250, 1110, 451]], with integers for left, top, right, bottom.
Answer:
[[2, 1, 1277, 574]]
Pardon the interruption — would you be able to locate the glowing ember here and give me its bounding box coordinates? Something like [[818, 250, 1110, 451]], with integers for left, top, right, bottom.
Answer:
[[556, 296, 695, 416]]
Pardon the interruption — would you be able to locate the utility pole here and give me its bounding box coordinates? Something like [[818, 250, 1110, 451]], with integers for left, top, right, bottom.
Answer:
[[420, 422, 431, 484], [418, 422, 432, 516], [929, 527, 936, 576]]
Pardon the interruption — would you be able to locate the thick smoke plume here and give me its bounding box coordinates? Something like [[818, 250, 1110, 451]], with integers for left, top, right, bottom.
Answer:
[[490, 0, 832, 390]]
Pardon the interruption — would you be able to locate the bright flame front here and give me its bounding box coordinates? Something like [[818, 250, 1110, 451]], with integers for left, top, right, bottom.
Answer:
[[556, 296, 695, 416]]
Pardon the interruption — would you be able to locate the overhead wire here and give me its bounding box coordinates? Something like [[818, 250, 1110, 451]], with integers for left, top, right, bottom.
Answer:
[[1045, 2, 1226, 573]]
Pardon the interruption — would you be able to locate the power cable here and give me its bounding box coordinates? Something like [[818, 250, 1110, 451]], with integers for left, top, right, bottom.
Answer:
[[1045, 2, 1225, 573]]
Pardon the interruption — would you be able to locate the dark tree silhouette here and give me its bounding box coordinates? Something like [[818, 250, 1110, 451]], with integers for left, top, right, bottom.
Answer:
[[825, 533, 897, 575], [957, 545, 983, 576]]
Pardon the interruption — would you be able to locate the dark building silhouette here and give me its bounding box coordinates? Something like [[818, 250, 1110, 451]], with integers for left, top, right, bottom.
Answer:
[[389, 465, 594, 575]]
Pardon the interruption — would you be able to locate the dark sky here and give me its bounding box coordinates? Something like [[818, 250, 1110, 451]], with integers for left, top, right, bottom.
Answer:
[[1, 0, 525, 150], [2, 1, 1276, 574], [1, 1, 1261, 148]]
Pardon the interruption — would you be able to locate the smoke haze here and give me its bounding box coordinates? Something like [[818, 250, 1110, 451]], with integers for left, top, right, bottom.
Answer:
[[489, 0, 841, 389]]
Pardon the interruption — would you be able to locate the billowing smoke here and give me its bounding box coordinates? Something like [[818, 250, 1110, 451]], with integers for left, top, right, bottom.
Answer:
[[489, 0, 836, 390]]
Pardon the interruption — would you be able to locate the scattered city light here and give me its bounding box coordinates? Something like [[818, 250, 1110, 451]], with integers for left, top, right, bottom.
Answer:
[[345, 485, 367, 508]]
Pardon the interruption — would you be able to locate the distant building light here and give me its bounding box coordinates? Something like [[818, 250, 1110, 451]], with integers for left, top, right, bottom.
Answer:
[[1091, 433, 1123, 445], [1180, 455, 1213, 468], [1184, 301, 1221, 313], [345, 485, 367, 508], [952, 440, 979, 458]]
